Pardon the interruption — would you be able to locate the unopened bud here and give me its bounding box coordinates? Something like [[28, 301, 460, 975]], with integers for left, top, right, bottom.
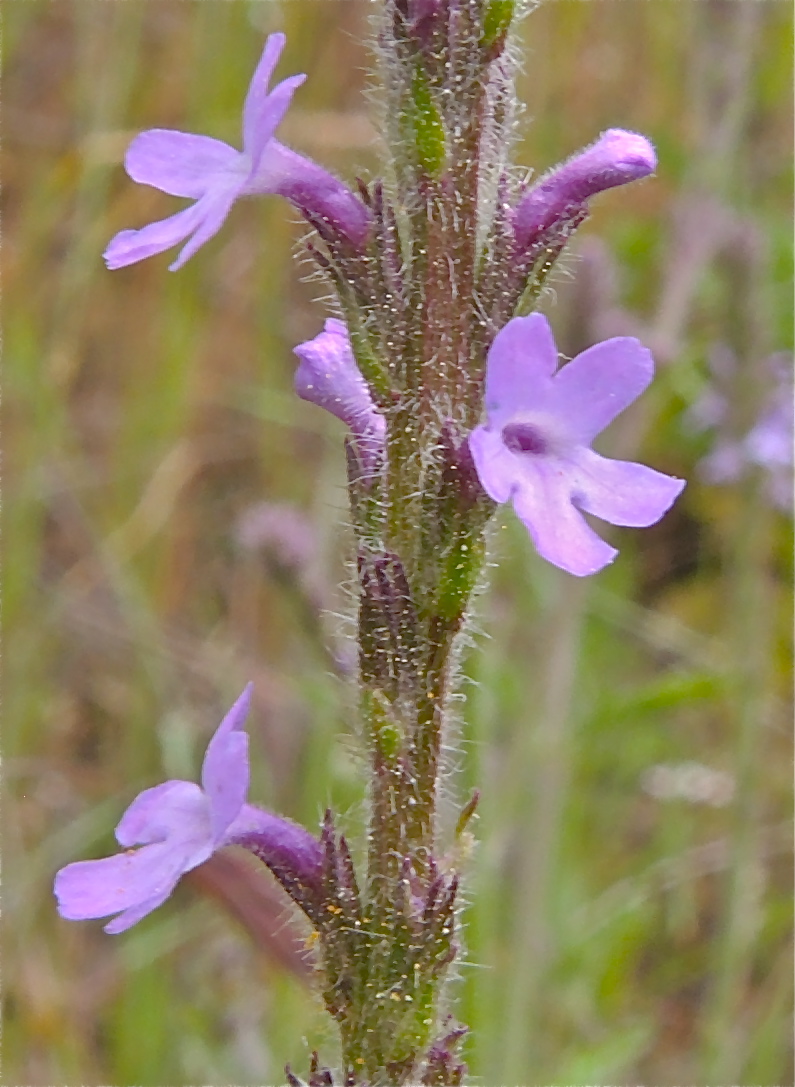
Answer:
[[514, 129, 656, 249]]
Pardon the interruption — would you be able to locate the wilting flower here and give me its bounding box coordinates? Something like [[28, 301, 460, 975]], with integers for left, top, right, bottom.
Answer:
[[104, 34, 368, 272], [293, 318, 386, 475], [514, 129, 656, 250], [468, 313, 684, 576], [54, 686, 323, 933]]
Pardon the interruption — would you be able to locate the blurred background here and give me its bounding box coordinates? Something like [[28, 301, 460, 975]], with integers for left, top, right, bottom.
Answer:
[[5, 1, 793, 1084]]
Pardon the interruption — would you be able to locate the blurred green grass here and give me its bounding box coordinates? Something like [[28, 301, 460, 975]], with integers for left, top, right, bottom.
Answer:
[[4, 1, 793, 1084]]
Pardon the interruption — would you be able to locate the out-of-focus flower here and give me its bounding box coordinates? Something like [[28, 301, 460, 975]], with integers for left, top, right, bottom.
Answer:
[[688, 348, 793, 511], [293, 318, 386, 476], [104, 34, 368, 272], [642, 761, 735, 807], [468, 313, 684, 576], [236, 502, 318, 574], [514, 129, 656, 250], [54, 686, 323, 933]]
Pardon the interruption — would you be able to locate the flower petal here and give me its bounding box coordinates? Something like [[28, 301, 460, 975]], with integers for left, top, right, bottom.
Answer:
[[201, 685, 252, 843], [104, 202, 207, 269], [484, 314, 558, 422], [115, 780, 207, 848], [468, 425, 520, 503], [550, 336, 654, 443], [242, 33, 287, 153], [569, 448, 685, 527], [167, 184, 242, 271], [511, 461, 618, 576], [246, 75, 306, 179], [54, 841, 191, 923], [103, 886, 177, 935], [125, 130, 240, 198], [104, 181, 242, 272]]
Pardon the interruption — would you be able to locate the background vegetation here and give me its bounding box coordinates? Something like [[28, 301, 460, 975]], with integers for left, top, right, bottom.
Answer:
[[5, 1, 793, 1084]]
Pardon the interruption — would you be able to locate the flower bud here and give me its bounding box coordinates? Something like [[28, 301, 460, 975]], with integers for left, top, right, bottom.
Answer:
[[293, 319, 386, 476], [514, 128, 656, 249]]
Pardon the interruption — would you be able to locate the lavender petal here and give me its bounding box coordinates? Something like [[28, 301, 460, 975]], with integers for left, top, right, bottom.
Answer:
[[124, 129, 240, 198], [201, 684, 252, 843], [104, 202, 208, 269], [246, 75, 307, 178], [468, 425, 520, 504], [167, 184, 243, 271], [569, 447, 686, 527], [115, 780, 207, 848], [103, 886, 179, 935], [242, 33, 288, 153], [483, 313, 558, 421], [511, 461, 618, 576], [54, 841, 196, 922], [551, 336, 654, 442]]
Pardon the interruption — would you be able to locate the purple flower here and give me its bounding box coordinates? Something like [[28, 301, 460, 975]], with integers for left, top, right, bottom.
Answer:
[[514, 129, 657, 250], [293, 318, 386, 475], [468, 314, 684, 576], [688, 348, 793, 511], [54, 685, 323, 933], [104, 34, 369, 272]]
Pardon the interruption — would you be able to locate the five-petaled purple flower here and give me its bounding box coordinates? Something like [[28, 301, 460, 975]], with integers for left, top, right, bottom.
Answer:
[[54, 685, 323, 933], [469, 314, 685, 576], [104, 34, 369, 272], [293, 318, 386, 476], [514, 129, 657, 251]]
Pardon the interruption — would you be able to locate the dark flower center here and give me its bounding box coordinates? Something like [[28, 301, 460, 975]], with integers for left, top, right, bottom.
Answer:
[[501, 422, 549, 456]]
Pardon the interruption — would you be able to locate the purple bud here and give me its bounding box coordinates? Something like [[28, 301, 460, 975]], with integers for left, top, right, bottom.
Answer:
[[293, 319, 386, 476], [514, 129, 657, 249]]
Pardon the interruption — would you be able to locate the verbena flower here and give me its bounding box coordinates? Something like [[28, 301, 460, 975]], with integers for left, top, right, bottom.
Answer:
[[514, 129, 657, 250], [104, 34, 368, 272], [688, 347, 794, 511], [294, 318, 386, 475], [468, 313, 685, 576], [54, 685, 323, 933]]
